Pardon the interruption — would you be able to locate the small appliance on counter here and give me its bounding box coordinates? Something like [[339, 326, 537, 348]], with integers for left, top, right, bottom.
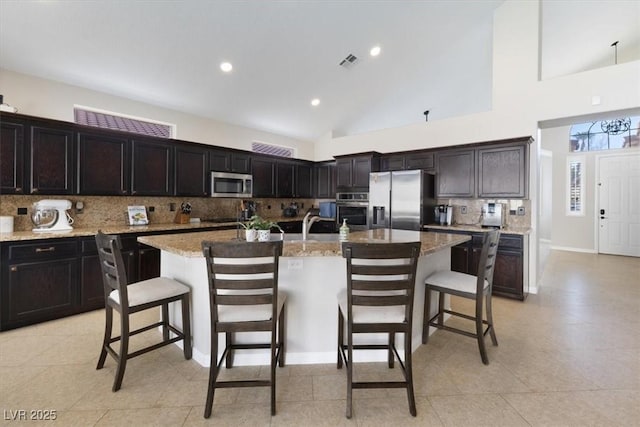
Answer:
[[283, 202, 298, 218], [481, 202, 504, 228], [31, 199, 74, 232], [319, 201, 336, 218], [435, 204, 453, 226], [240, 200, 256, 220]]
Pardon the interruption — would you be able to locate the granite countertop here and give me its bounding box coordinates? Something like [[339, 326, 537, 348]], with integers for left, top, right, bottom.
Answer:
[[138, 228, 470, 258], [0, 216, 332, 243], [423, 224, 531, 236]]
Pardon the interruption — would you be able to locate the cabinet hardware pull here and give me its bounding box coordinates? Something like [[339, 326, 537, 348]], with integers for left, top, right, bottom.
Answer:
[[10, 266, 17, 272], [32, 188, 39, 193], [35, 246, 56, 253], [15, 187, 22, 192]]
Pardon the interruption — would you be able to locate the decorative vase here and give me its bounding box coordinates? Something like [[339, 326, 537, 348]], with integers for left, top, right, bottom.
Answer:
[[245, 229, 257, 242], [258, 229, 271, 242]]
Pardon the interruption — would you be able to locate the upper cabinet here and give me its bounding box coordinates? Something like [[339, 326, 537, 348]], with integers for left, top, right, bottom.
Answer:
[[209, 149, 251, 174], [131, 138, 174, 196], [477, 144, 528, 198], [251, 156, 276, 197], [0, 118, 25, 194], [335, 152, 380, 191], [77, 131, 129, 195], [29, 123, 75, 195], [380, 151, 434, 172], [174, 143, 208, 196], [253, 156, 313, 198], [315, 161, 336, 199], [295, 162, 314, 198], [436, 149, 475, 198]]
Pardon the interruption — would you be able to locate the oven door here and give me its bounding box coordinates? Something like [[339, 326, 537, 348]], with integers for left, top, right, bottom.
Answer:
[[336, 203, 369, 230]]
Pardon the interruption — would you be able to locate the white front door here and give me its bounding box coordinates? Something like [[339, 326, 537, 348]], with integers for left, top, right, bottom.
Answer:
[[598, 152, 640, 257]]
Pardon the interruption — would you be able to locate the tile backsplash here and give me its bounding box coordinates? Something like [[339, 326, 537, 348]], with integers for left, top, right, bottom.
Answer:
[[436, 198, 531, 229], [0, 195, 316, 231]]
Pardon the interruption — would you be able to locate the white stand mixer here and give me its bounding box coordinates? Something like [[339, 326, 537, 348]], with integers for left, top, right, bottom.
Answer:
[[31, 199, 74, 232]]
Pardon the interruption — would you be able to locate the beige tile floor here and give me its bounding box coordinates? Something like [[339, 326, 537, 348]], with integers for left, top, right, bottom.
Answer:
[[1, 250, 638, 426]]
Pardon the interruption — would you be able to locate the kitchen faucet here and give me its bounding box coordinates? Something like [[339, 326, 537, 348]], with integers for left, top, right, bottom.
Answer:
[[302, 211, 321, 241]]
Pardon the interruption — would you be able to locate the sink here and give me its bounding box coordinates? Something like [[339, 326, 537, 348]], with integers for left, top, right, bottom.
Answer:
[[277, 233, 339, 243]]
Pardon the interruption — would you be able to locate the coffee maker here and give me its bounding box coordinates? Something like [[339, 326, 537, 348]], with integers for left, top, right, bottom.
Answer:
[[435, 204, 453, 226], [240, 200, 256, 221], [481, 202, 504, 228], [31, 199, 74, 232]]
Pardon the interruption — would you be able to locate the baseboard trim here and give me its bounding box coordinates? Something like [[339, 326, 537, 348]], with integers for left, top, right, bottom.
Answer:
[[550, 246, 597, 254]]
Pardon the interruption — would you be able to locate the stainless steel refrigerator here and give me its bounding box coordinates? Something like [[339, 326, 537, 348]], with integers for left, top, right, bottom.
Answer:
[[368, 170, 436, 230]]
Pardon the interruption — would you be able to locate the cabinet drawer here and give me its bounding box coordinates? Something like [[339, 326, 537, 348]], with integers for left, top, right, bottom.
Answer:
[[471, 233, 522, 251], [8, 240, 77, 261]]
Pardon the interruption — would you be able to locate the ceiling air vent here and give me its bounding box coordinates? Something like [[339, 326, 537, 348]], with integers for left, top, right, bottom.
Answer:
[[339, 53, 358, 69]]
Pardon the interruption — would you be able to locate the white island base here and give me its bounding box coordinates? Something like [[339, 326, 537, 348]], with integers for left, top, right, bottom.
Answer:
[[160, 249, 451, 367]]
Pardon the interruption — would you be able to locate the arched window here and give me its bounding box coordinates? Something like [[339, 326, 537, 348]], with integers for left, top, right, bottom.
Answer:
[[570, 116, 639, 152]]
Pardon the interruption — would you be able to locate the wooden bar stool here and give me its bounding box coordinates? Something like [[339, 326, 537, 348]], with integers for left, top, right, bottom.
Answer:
[[95, 231, 192, 392], [201, 240, 286, 418], [422, 229, 500, 364], [337, 241, 421, 419]]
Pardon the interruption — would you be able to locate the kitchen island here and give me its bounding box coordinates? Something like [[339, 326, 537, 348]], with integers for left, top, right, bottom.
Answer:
[[138, 229, 469, 367]]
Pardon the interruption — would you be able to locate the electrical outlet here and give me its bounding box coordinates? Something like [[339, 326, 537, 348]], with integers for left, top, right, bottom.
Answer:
[[17, 207, 27, 215], [281, 203, 285, 209], [517, 206, 526, 216], [148, 206, 155, 212], [169, 203, 176, 212], [288, 259, 303, 270], [460, 206, 468, 214]]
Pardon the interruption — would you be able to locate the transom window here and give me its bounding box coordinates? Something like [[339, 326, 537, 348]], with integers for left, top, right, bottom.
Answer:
[[252, 141, 294, 158], [74, 106, 176, 138], [570, 116, 639, 152]]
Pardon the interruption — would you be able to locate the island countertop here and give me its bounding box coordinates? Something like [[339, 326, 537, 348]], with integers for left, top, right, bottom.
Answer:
[[138, 228, 470, 258]]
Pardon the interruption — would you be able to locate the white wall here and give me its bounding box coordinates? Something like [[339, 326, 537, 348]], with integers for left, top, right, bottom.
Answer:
[[0, 69, 316, 160]]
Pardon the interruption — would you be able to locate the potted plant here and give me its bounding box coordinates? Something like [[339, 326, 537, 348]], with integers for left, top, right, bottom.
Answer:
[[239, 215, 282, 242]]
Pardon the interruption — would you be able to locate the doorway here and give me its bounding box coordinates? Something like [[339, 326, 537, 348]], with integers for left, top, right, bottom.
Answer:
[[597, 152, 640, 256]]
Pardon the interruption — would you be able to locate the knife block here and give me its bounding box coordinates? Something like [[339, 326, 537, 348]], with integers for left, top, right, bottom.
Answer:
[[174, 212, 191, 224]]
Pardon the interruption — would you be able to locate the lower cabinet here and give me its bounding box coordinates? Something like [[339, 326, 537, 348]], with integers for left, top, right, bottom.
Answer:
[[426, 228, 527, 300], [1, 233, 161, 331]]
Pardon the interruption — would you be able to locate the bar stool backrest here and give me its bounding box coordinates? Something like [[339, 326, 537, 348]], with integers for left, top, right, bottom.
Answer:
[[95, 231, 130, 308], [475, 230, 500, 295]]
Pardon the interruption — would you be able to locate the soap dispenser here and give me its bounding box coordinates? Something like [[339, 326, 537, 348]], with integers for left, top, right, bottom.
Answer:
[[339, 219, 349, 241]]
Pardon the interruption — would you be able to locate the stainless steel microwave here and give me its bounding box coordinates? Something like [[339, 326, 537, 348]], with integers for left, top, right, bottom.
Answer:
[[210, 172, 253, 198]]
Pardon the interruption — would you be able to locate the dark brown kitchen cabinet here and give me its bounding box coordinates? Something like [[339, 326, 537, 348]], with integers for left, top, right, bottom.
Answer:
[[406, 152, 434, 170], [209, 149, 251, 174], [276, 161, 295, 197], [0, 119, 25, 194], [1, 239, 78, 330], [175, 143, 208, 196], [296, 163, 314, 198], [315, 161, 336, 199], [138, 244, 160, 281], [380, 151, 434, 172], [77, 131, 129, 195], [477, 144, 528, 198], [436, 149, 475, 198], [451, 241, 471, 273], [131, 138, 174, 196], [380, 154, 406, 171], [252, 157, 276, 197], [29, 124, 75, 195], [335, 152, 380, 191]]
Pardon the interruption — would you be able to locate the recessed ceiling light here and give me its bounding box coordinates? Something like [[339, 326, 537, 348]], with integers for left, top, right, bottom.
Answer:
[[370, 46, 381, 57], [311, 98, 320, 107], [220, 62, 233, 73]]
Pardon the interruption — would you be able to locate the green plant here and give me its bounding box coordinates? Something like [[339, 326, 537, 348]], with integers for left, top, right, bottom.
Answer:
[[239, 215, 282, 231]]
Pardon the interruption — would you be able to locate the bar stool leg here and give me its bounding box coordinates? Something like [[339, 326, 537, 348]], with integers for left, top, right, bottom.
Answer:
[[97, 305, 113, 370], [475, 297, 489, 365], [182, 296, 192, 359], [486, 293, 498, 346], [278, 306, 286, 367], [225, 332, 234, 368], [422, 286, 432, 344], [112, 314, 129, 392], [161, 304, 169, 341], [405, 331, 417, 417], [204, 329, 218, 418], [388, 332, 395, 368], [337, 308, 344, 369]]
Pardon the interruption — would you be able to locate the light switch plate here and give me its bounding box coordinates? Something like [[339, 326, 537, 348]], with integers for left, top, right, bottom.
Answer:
[[460, 206, 467, 214], [517, 206, 525, 216]]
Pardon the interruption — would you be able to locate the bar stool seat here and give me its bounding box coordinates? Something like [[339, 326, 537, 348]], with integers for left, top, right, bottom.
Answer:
[[424, 271, 489, 296], [108, 277, 190, 307]]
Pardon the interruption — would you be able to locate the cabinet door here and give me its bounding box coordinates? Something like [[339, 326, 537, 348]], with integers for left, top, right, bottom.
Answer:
[[276, 161, 295, 197], [0, 119, 25, 194], [209, 149, 231, 172], [352, 157, 372, 188], [231, 153, 251, 174], [138, 245, 160, 281], [380, 154, 406, 171], [5, 258, 77, 326], [316, 162, 336, 199], [77, 132, 129, 195], [406, 152, 434, 171], [477, 145, 527, 198], [436, 150, 475, 198], [492, 250, 524, 300], [175, 144, 208, 196], [336, 159, 353, 188], [295, 163, 314, 198], [451, 242, 470, 273], [29, 125, 75, 195], [131, 138, 174, 196], [80, 254, 105, 310], [252, 157, 276, 197]]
